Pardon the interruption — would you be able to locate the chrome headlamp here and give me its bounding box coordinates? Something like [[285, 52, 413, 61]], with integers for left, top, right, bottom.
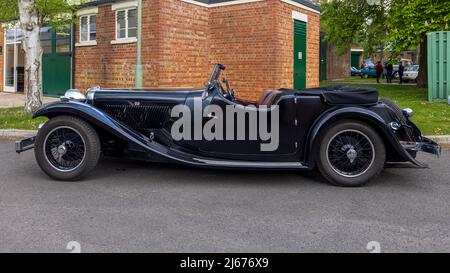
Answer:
[[61, 89, 86, 102], [402, 108, 414, 118]]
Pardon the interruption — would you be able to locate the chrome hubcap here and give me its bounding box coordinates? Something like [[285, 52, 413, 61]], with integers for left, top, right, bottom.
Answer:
[[346, 148, 357, 163], [44, 127, 86, 172], [57, 144, 67, 156], [326, 129, 375, 178]]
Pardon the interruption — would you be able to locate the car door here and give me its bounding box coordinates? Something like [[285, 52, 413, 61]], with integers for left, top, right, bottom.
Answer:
[[191, 92, 298, 161]]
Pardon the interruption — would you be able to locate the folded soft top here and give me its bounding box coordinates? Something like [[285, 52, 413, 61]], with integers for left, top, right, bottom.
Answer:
[[281, 86, 379, 105]]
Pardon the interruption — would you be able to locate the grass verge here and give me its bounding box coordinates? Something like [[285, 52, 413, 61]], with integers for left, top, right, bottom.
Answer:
[[0, 107, 47, 130]]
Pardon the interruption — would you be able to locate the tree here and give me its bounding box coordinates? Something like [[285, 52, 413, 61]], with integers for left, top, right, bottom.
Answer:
[[0, 0, 77, 113], [320, 0, 390, 56], [388, 0, 450, 87], [321, 0, 450, 87]]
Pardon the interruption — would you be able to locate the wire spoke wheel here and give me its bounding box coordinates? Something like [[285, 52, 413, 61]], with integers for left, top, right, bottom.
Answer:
[[326, 129, 375, 178], [44, 126, 86, 172]]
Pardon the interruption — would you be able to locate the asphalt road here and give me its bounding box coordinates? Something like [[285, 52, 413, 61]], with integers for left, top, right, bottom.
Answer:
[[0, 140, 449, 253]]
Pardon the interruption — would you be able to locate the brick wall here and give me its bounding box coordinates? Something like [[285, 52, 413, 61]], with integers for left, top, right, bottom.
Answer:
[[156, 0, 210, 88], [73, 0, 320, 100], [273, 0, 320, 91], [327, 45, 351, 80], [209, 0, 280, 100], [74, 4, 139, 91]]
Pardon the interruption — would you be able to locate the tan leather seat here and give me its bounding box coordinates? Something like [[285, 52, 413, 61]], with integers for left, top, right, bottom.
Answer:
[[257, 90, 283, 107]]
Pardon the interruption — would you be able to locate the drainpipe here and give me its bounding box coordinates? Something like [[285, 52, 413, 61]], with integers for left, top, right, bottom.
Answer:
[[135, 0, 143, 88]]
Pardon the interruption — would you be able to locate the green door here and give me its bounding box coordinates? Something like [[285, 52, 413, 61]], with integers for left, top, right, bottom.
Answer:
[[351, 52, 361, 68], [294, 20, 307, 89], [319, 33, 327, 81], [42, 25, 72, 97]]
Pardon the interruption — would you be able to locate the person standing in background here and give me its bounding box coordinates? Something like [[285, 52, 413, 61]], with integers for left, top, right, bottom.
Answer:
[[375, 61, 383, 84], [386, 63, 394, 83], [398, 62, 405, 84]]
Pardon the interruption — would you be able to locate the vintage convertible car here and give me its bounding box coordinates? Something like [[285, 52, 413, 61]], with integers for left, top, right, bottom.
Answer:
[[16, 64, 440, 187]]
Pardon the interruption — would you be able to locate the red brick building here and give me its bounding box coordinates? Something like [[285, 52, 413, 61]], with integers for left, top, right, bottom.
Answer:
[[1, 0, 321, 101]]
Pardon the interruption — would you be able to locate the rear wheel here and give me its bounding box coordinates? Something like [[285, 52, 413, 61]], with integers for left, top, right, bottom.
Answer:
[[35, 115, 100, 181], [316, 121, 385, 187]]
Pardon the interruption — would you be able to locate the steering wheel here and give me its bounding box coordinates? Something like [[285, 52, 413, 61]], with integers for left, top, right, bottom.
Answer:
[[222, 77, 235, 100]]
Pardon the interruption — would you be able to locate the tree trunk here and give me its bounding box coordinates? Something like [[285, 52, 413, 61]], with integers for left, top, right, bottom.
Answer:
[[416, 34, 428, 88], [18, 0, 43, 114]]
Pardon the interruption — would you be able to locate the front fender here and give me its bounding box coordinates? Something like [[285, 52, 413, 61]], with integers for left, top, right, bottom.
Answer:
[[304, 106, 426, 168], [33, 101, 171, 159]]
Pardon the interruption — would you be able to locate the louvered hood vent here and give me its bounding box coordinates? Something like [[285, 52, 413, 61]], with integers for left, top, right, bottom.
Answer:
[[103, 105, 170, 130]]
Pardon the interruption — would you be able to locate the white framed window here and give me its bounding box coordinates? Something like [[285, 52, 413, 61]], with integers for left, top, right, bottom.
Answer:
[[112, 8, 137, 44], [76, 7, 98, 47], [79, 14, 96, 43]]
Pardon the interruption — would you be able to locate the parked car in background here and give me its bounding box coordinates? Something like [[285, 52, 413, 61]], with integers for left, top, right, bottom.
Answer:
[[403, 65, 419, 82], [360, 67, 378, 78], [393, 59, 413, 78], [351, 66, 362, 76]]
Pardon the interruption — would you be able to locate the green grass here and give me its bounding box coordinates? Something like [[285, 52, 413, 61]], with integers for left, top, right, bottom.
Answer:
[[334, 76, 375, 82], [0, 107, 47, 130], [321, 82, 450, 135]]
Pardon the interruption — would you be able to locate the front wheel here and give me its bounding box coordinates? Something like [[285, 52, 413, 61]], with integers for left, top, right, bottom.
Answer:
[[34, 115, 101, 181], [316, 121, 386, 187]]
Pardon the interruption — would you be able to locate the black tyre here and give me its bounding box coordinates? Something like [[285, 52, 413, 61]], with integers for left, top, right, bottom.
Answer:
[[316, 120, 386, 187], [34, 115, 100, 181]]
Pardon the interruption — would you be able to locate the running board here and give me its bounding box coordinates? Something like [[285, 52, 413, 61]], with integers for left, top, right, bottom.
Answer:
[[192, 158, 308, 169]]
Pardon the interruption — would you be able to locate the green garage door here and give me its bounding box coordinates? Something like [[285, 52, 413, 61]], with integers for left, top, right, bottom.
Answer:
[[351, 52, 361, 68], [41, 25, 72, 97], [294, 20, 307, 89]]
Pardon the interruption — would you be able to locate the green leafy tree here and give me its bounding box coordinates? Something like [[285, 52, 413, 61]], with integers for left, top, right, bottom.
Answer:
[[0, 0, 78, 113], [320, 0, 389, 56], [388, 0, 450, 87], [321, 0, 450, 87]]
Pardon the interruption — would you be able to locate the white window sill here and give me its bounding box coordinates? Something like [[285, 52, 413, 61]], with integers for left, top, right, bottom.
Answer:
[[75, 41, 97, 47], [111, 37, 137, 45]]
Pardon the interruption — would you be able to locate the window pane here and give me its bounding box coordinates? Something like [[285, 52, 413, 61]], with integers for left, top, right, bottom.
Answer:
[[89, 31, 96, 41], [40, 26, 52, 40], [118, 29, 126, 39], [128, 9, 136, 28], [41, 39, 52, 54], [89, 15, 96, 40], [6, 28, 15, 43], [117, 11, 126, 27], [15, 28, 22, 40], [5, 44, 14, 86], [128, 28, 137, 38], [56, 39, 70, 53], [117, 10, 126, 38], [80, 16, 88, 41]]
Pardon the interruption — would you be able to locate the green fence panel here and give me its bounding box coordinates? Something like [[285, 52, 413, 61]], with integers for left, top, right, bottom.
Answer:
[[428, 31, 450, 101]]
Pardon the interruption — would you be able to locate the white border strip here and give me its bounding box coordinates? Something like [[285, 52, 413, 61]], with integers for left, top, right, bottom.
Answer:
[[180, 0, 263, 8], [76, 7, 98, 16], [112, 0, 138, 10], [292, 10, 307, 22], [281, 0, 321, 14], [351, 48, 364, 52], [179, 0, 320, 13]]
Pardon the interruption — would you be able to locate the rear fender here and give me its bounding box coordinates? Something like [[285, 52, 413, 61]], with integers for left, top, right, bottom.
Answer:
[[304, 107, 426, 168]]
